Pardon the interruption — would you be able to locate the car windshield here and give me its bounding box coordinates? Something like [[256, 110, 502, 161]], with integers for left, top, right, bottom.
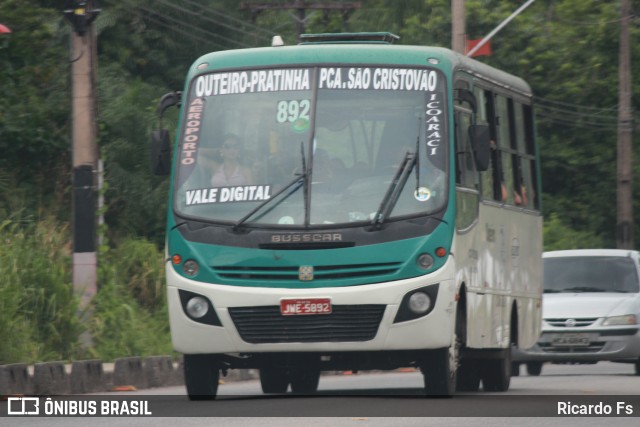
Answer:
[[544, 256, 640, 293], [173, 66, 448, 228]]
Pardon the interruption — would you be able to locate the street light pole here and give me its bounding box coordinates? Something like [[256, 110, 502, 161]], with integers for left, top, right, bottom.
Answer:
[[465, 0, 536, 57]]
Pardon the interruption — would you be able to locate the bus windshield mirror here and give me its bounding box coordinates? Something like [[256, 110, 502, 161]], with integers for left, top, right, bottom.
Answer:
[[371, 150, 417, 229]]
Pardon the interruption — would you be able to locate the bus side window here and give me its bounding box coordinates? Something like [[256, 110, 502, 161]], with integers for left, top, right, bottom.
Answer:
[[475, 88, 495, 201], [495, 94, 515, 205], [514, 102, 539, 209], [483, 90, 507, 203]]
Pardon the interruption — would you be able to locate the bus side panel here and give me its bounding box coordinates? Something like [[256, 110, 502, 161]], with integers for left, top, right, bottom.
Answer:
[[456, 203, 542, 350]]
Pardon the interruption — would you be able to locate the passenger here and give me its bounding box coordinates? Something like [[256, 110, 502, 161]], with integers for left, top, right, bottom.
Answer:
[[210, 134, 253, 187]]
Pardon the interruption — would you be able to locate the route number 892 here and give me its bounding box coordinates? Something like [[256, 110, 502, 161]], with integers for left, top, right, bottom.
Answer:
[[276, 99, 310, 123]]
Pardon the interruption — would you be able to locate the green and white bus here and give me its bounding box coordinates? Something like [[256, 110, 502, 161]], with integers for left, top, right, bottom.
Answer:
[[152, 32, 543, 398]]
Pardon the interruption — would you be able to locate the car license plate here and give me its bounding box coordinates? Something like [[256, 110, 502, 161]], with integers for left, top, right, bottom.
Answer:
[[551, 333, 590, 347], [280, 298, 332, 316]]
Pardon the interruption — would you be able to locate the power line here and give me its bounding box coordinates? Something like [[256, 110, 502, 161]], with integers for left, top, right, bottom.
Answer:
[[140, 12, 227, 51], [153, 0, 272, 44], [179, 0, 275, 37], [138, 4, 252, 49], [534, 96, 618, 112]]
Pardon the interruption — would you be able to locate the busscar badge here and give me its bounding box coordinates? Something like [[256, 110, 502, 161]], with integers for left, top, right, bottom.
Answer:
[[298, 265, 314, 281]]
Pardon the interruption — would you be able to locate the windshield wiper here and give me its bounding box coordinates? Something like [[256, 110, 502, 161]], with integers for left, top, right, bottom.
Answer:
[[233, 144, 307, 231], [371, 150, 417, 229], [561, 286, 607, 293]]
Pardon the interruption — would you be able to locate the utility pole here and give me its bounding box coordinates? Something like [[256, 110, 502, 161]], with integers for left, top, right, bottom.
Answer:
[[617, 0, 634, 249], [451, 0, 465, 54], [241, 1, 360, 41], [64, 1, 101, 312]]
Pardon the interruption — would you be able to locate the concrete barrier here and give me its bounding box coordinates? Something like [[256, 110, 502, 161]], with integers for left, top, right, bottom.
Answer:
[[113, 357, 147, 389], [143, 356, 175, 388], [0, 355, 266, 396], [70, 359, 106, 394], [0, 363, 32, 396], [33, 362, 70, 395]]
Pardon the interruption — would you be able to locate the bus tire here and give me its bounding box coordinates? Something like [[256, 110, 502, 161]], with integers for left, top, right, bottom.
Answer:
[[526, 362, 543, 376], [184, 354, 220, 400], [421, 312, 460, 397], [290, 369, 320, 394], [481, 347, 512, 392], [511, 362, 520, 376], [259, 368, 290, 394], [456, 359, 480, 392], [422, 343, 458, 396]]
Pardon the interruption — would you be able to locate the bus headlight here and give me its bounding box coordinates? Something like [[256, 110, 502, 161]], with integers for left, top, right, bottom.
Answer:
[[417, 253, 434, 270], [408, 292, 431, 314], [183, 259, 199, 276], [186, 296, 209, 319]]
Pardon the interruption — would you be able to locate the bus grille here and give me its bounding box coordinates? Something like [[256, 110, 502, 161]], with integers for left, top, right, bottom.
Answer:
[[212, 262, 402, 282], [228, 305, 386, 343]]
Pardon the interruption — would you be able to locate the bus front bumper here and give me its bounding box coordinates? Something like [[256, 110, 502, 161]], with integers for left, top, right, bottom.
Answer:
[[166, 258, 457, 355]]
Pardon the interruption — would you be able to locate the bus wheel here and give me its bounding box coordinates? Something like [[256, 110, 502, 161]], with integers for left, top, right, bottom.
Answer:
[[635, 359, 640, 376], [184, 354, 220, 400], [456, 359, 480, 392], [481, 347, 512, 392], [290, 369, 320, 394], [259, 368, 290, 394], [526, 362, 543, 376], [421, 334, 459, 396], [422, 346, 458, 396], [511, 362, 520, 377]]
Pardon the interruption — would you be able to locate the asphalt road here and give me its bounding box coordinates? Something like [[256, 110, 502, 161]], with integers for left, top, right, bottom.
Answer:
[[3, 362, 639, 426]]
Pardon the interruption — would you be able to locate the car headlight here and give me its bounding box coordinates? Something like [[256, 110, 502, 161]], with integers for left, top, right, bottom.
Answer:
[[602, 314, 637, 326]]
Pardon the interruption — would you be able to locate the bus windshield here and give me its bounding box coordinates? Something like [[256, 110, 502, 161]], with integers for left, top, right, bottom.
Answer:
[[174, 66, 448, 228]]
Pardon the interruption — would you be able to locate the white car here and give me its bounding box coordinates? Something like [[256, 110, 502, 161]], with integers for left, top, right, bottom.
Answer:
[[514, 249, 640, 376]]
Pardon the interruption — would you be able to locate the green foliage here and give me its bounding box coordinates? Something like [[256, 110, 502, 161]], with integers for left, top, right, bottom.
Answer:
[[0, 218, 81, 363], [544, 213, 605, 251], [0, 221, 171, 364], [88, 236, 171, 360], [0, 1, 70, 179]]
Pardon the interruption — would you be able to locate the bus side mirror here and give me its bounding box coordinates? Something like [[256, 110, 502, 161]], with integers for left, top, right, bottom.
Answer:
[[152, 129, 172, 176], [469, 124, 490, 172], [151, 91, 181, 176]]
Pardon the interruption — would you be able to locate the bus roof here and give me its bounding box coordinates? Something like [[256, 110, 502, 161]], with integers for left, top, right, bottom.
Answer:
[[187, 42, 532, 97]]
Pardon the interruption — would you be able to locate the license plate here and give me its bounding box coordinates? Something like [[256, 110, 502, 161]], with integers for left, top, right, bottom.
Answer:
[[551, 333, 590, 347], [280, 298, 332, 316]]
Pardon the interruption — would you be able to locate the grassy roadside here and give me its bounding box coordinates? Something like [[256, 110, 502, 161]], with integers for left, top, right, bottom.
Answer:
[[0, 217, 172, 365]]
